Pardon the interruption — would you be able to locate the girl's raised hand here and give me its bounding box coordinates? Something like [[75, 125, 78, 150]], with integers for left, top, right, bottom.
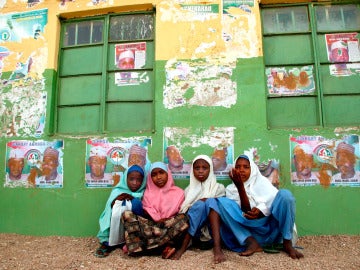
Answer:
[[243, 207, 264, 220], [229, 168, 243, 187]]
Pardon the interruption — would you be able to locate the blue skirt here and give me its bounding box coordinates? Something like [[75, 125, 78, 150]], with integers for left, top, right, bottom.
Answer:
[[216, 189, 296, 252]]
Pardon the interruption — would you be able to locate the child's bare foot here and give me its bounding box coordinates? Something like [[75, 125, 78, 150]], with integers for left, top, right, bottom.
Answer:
[[171, 250, 183, 260], [213, 247, 226, 264], [283, 239, 304, 259], [239, 236, 262, 256]]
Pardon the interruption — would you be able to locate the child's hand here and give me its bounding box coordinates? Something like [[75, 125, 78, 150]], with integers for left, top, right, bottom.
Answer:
[[117, 193, 134, 201], [243, 207, 264, 220], [111, 193, 134, 207], [229, 168, 243, 187]]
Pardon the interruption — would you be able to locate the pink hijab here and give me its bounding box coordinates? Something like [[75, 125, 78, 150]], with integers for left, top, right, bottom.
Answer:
[[142, 162, 185, 222]]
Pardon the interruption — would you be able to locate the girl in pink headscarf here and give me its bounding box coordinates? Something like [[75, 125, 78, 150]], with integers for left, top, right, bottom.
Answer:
[[122, 162, 188, 258]]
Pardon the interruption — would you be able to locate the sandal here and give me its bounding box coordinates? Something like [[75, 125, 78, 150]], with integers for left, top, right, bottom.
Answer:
[[94, 244, 113, 258], [262, 243, 283, 254], [162, 246, 176, 259]]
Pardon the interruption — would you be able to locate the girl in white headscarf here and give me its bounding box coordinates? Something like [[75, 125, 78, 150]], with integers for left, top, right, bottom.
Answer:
[[172, 155, 226, 263], [217, 154, 304, 259]]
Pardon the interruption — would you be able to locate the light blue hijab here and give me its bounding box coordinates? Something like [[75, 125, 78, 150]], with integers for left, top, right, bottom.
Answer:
[[96, 165, 146, 243]]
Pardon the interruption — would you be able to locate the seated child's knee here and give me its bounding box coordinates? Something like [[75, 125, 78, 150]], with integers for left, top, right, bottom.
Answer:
[[278, 189, 295, 204]]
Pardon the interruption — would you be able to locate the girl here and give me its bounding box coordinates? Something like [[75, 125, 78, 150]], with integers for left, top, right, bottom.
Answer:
[[172, 155, 226, 263], [122, 162, 188, 258], [217, 154, 304, 259], [95, 165, 146, 258]]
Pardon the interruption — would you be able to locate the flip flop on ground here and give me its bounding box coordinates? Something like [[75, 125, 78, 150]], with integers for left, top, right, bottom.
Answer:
[[94, 244, 114, 258]]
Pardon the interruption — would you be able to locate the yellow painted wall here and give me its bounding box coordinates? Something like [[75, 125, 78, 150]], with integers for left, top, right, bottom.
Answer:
[[1, 0, 263, 71]]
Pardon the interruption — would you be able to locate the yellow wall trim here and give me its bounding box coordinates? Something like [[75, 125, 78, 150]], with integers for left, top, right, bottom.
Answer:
[[58, 3, 154, 20]]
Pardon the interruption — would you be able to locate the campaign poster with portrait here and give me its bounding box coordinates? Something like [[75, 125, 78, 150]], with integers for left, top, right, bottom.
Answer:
[[325, 33, 360, 77], [290, 135, 360, 187], [290, 135, 333, 187], [163, 127, 234, 180], [114, 42, 147, 86], [325, 33, 360, 63], [266, 65, 315, 96], [115, 42, 146, 70], [331, 135, 360, 186], [85, 137, 151, 188], [5, 140, 64, 188]]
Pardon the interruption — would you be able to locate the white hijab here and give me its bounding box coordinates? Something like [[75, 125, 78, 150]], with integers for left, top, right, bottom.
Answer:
[[180, 155, 225, 213], [226, 155, 278, 216]]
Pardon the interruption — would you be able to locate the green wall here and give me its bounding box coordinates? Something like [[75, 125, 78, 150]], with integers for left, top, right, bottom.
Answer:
[[0, 58, 359, 237]]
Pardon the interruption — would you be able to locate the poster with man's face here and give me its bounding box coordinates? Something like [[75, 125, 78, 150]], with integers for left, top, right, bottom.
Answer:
[[85, 137, 151, 188], [290, 135, 360, 187], [115, 42, 146, 70], [5, 140, 64, 188], [163, 127, 234, 179]]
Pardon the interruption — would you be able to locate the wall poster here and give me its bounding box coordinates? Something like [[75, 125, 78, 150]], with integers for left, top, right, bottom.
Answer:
[[163, 127, 234, 180], [85, 137, 151, 188], [290, 135, 359, 187], [325, 33, 360, 77], [5, 140, 64, 188], [266, 65, 315, 96]]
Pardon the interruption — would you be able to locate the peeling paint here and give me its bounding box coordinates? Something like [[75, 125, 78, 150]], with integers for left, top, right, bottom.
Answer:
[[0, 8, 48, 137], [163, 58, 237, 108], [164, 127, 234, 150], [334, 126, 360, 135], [222, 8, 261, 58], [0, 79, 46, 137], [269, 142, 278, 152], [158, 1, 261, 108]]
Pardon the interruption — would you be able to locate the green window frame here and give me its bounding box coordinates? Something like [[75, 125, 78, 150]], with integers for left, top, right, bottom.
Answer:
[[261, 2, 360, 129], [55, 11, 155, 134]]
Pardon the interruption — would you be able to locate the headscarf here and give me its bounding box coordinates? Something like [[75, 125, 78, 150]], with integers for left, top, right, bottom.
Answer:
[[226, 154, 278, 216], [142, 162, 185, 222], [97, 165, 146, 241], [180, 155, 225, 213]]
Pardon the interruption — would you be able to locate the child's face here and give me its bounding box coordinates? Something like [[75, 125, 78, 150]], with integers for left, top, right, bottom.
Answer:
[[193, 159, 210, 182], [235, 158, 251, 182], [151, 168, 168, 188], [127, 171, 143, 192]]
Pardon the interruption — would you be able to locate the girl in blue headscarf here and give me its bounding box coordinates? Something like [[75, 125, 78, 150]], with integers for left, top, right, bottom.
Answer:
[[95, 165, 146, 258]]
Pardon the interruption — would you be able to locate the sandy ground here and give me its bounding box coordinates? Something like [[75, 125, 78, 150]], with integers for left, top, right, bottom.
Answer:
[[0, 234, 359, 270]]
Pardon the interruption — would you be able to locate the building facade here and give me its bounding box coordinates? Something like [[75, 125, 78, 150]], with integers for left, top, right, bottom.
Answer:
[[0, 0, 359, 237]]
